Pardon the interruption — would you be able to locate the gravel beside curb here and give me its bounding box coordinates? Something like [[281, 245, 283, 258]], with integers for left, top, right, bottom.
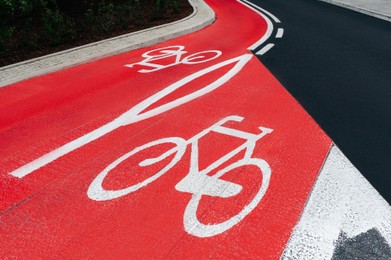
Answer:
[[319, 0, 391, 22], [0, 0, 215, 88]]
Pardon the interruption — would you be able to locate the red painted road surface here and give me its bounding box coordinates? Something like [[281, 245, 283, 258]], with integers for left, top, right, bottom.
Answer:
[[0, 0, 331, 258]]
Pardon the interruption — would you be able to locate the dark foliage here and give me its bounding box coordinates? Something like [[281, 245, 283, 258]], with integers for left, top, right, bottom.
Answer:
[[0, 0, 190, 66]]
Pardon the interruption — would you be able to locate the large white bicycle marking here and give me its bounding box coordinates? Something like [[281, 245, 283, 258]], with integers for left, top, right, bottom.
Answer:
[[88, 115, 273, 237], [10, 50, 252, 178], [125, 45, 222, 73]]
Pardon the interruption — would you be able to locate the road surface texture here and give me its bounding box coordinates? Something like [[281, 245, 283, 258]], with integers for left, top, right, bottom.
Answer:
[[250, 0, 391, 203], [0, 0, 390, 258], [319, 0, 391, 22]]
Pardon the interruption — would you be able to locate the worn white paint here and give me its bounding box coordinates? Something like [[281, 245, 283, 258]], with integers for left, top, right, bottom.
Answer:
[[88, 115, 273, 238], [10, 54, 252, 178], [282, 145, 391, 259]]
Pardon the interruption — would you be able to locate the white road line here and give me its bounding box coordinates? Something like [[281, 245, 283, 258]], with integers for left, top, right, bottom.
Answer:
[[241, 0, 281, 23], [276, 28, 284, 38], [256, 43, 275, 55], [238, 0, 274, 51], [282, 145, 391, 259], [238, 0, 283, 52]]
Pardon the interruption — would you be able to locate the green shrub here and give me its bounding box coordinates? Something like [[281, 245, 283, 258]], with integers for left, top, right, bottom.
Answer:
[[155, 0, 166, 11], [42, 7, 65, 45], [0, 26, 14, 52], [97, 1, 115, 32], [84, 8, 95, 28], [18, 0, 34, 13], [20, 28, 39, 50], [172, 0, 179, 13]]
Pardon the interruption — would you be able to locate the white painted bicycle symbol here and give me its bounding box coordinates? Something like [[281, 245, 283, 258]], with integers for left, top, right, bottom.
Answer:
[[125, 45, 222, 73], [88, 115, 273, 237]]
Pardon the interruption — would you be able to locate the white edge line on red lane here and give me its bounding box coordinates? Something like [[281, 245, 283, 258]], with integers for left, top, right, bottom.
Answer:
[[242, 0, 281, 23], [237, 0, 274, 51]]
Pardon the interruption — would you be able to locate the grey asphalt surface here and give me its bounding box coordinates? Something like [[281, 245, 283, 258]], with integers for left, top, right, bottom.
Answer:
[[249, 0, 391, 203]]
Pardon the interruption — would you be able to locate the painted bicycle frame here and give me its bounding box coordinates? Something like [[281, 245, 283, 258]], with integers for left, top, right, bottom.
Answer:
[[88, 115, 273, 237]]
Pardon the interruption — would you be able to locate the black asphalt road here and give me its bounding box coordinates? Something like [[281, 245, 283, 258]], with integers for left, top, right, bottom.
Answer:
[[249, 0, 391, 203]]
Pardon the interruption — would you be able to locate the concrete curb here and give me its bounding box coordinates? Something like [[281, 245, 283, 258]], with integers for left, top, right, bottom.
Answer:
[[319, 0, 391, 22], [0, 0, 215, 88]]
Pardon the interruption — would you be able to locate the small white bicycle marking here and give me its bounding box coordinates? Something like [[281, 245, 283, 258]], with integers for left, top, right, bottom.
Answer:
[[88, 115, 273, 238], [125, 45, 222, 73]]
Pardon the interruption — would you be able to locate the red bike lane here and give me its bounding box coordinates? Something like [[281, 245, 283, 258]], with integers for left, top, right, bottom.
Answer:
[[0, 0, 331, 258]]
